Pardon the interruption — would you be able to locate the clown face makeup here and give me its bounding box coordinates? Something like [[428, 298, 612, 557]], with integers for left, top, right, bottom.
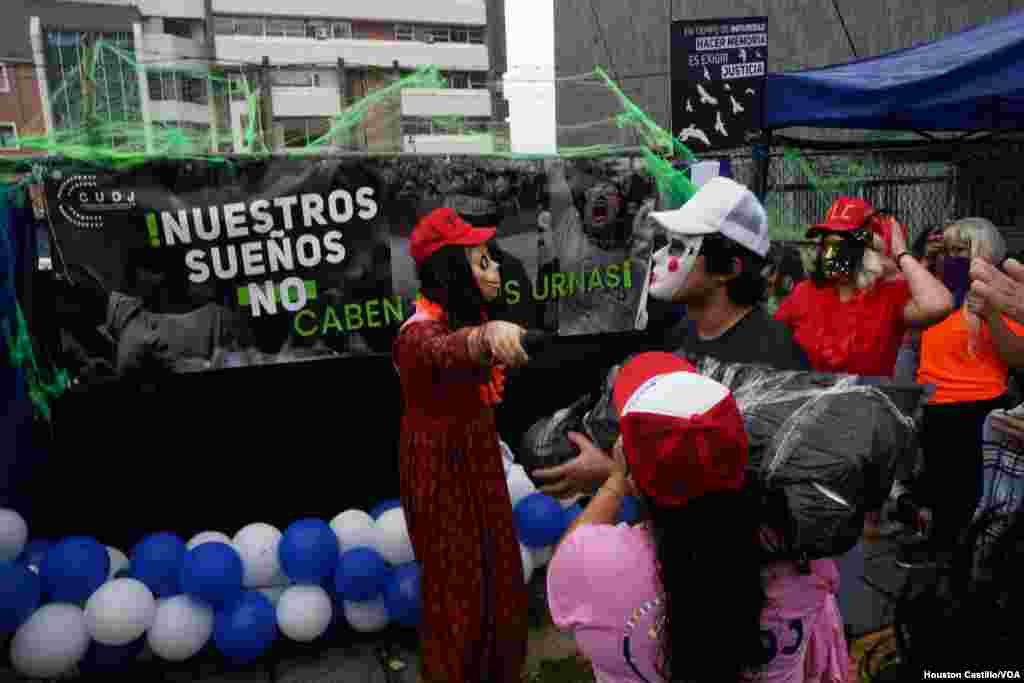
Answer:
[[647, 233, 703, 301]]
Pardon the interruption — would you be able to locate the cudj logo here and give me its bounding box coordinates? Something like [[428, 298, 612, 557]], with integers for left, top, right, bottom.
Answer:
[[55, 174, 137, 229]]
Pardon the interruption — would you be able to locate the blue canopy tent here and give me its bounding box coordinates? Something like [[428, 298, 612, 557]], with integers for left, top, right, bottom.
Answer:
[[764, 9, 1024, 133]]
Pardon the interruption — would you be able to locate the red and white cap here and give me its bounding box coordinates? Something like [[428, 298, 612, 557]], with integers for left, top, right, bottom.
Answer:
[[612, 352, 748, 508]]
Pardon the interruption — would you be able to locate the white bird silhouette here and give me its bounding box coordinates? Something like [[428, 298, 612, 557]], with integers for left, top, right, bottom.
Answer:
[[678, 124, 711, 147], [724, 83, 732, 91], [730, 95, 744, 115], [686, 98, 693, 113], [696, 83, 718, 106], [714, 111, 728, 137], [745, 88, 756, 95], [703, 65, 711, 81], [739, 48, 748, 62]]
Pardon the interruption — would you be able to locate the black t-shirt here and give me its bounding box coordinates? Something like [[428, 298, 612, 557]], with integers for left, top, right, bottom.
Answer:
[[662, 306, 810, 371]]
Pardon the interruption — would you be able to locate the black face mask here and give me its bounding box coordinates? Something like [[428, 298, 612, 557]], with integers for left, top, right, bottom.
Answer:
[[940, 256, 971, 308], [812, 231, 868, 286]]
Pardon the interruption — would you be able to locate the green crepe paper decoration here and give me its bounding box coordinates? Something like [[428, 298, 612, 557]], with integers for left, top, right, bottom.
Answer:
[[1, 188, 70, 423]]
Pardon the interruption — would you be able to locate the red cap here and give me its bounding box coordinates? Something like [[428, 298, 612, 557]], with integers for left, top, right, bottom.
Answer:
[[807, 196, 876, 237], [612, 352, 748, 508], [409, 207, 496, 267]]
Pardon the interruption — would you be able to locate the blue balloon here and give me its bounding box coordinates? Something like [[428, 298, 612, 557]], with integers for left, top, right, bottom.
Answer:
[[79, 636, 146, 672], [618, 496, 642, 525], [213, 591, 277, 664], [563, 503, 584, 528], [334, 547, 390, 602], [39, 537, 109, 605], [384, 562, 422, 627], [369, 499, 402, 519], [0, 561, 41, 633], [514, 493, 567, 548], [279, 519, 339, 584], [180, 542, 244, 609], [129, 533, 187, 598], [17, 539, 52, 570]]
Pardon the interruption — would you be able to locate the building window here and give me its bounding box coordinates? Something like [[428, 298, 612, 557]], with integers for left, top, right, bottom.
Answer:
[[401, 118, 431, 136], [181, 76, 208, 104], [426, 26, 450, 43], [233, 17, 265, 36], [395, 24, 414, 41], [469, 72, 488, 89], [451, 27, 469, 43], [0, 123, 17, 148], [0, 64, 10, 94], [306, 20, 330, 39], [271, 70, 320, 88], [332, 21, 353, 39], [447, 72, 468, 89], [266, 18, 305, 38], [468, 27, 485, 43], [149, 72, 178, 101], [163, 18, 194, 39], [214, 17, 235, 35], [277, 117, 331, 147]]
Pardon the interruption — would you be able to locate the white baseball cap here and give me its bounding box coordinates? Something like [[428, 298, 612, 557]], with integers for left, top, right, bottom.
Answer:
[[649, 177, 770, 258]]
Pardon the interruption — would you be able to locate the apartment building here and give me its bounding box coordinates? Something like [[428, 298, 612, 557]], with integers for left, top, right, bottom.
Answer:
[[21, 0, 501, 154]]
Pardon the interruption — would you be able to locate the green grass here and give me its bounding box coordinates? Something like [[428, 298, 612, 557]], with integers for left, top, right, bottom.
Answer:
[[524, 655, 595, 683]]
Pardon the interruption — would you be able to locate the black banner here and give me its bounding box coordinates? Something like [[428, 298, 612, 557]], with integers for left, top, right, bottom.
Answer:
[[670, 17, 768, 151], [39, 156, 658, 385]]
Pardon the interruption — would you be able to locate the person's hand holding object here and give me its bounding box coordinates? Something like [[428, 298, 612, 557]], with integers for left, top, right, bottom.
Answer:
[[531, 431, 614, 499]]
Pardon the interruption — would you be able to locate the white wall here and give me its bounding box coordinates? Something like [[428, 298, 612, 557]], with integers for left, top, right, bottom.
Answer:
[[214, 36, 489, 71], [149, 101, 211, 125], [140, 0, 206, 18], [143, 33, 207, 66], [211, 0, 485, 24], [504, 0, 556, 154], [403, 134, 494, 154], [401, 89, 491, 117], [271, 87, 340, 117]]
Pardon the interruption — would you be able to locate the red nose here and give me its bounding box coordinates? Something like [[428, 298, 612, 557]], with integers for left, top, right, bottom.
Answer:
[[668, 257, 680, 273]]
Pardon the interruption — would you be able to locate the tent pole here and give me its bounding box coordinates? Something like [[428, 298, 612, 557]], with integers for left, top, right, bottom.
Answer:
[[755, 129, 772, 202]]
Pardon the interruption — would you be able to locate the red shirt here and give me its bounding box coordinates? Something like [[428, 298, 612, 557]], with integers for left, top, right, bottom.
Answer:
[[775, 278, 912, 377]]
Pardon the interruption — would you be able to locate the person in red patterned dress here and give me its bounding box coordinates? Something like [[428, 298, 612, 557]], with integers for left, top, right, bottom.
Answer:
[[394, 207, 531, 683]]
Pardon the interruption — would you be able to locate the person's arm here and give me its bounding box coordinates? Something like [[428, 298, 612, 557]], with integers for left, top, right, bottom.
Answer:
[[881, 230, 953, 327], [986, 311, 1024, 368], [395, 319, 527, 380], [554, 437, 635, 552]]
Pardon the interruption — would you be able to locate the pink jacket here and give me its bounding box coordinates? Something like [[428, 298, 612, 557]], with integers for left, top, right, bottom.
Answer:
[[547, 523, 849, 683]]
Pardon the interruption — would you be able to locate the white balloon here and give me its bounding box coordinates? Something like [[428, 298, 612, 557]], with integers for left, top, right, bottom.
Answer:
[[507, 465, 537, 507], [0, 509, 28, 562], [257, 585, 287, 608], [147, 595, 214, 662], [343, 599, 390, 633], [330, 509, 377, 552], [520, 545, 534, 584], [372, 508, 415, 566], [233, 523, 283, 588], [276, 586, 332, 642], [11, 604, 90, 678], [530, 545, 555, 569], [499, 440, 516, 476], [106, 546, 129, 579], [186, 531, 232, 551], [84, 578, 157, 646]]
